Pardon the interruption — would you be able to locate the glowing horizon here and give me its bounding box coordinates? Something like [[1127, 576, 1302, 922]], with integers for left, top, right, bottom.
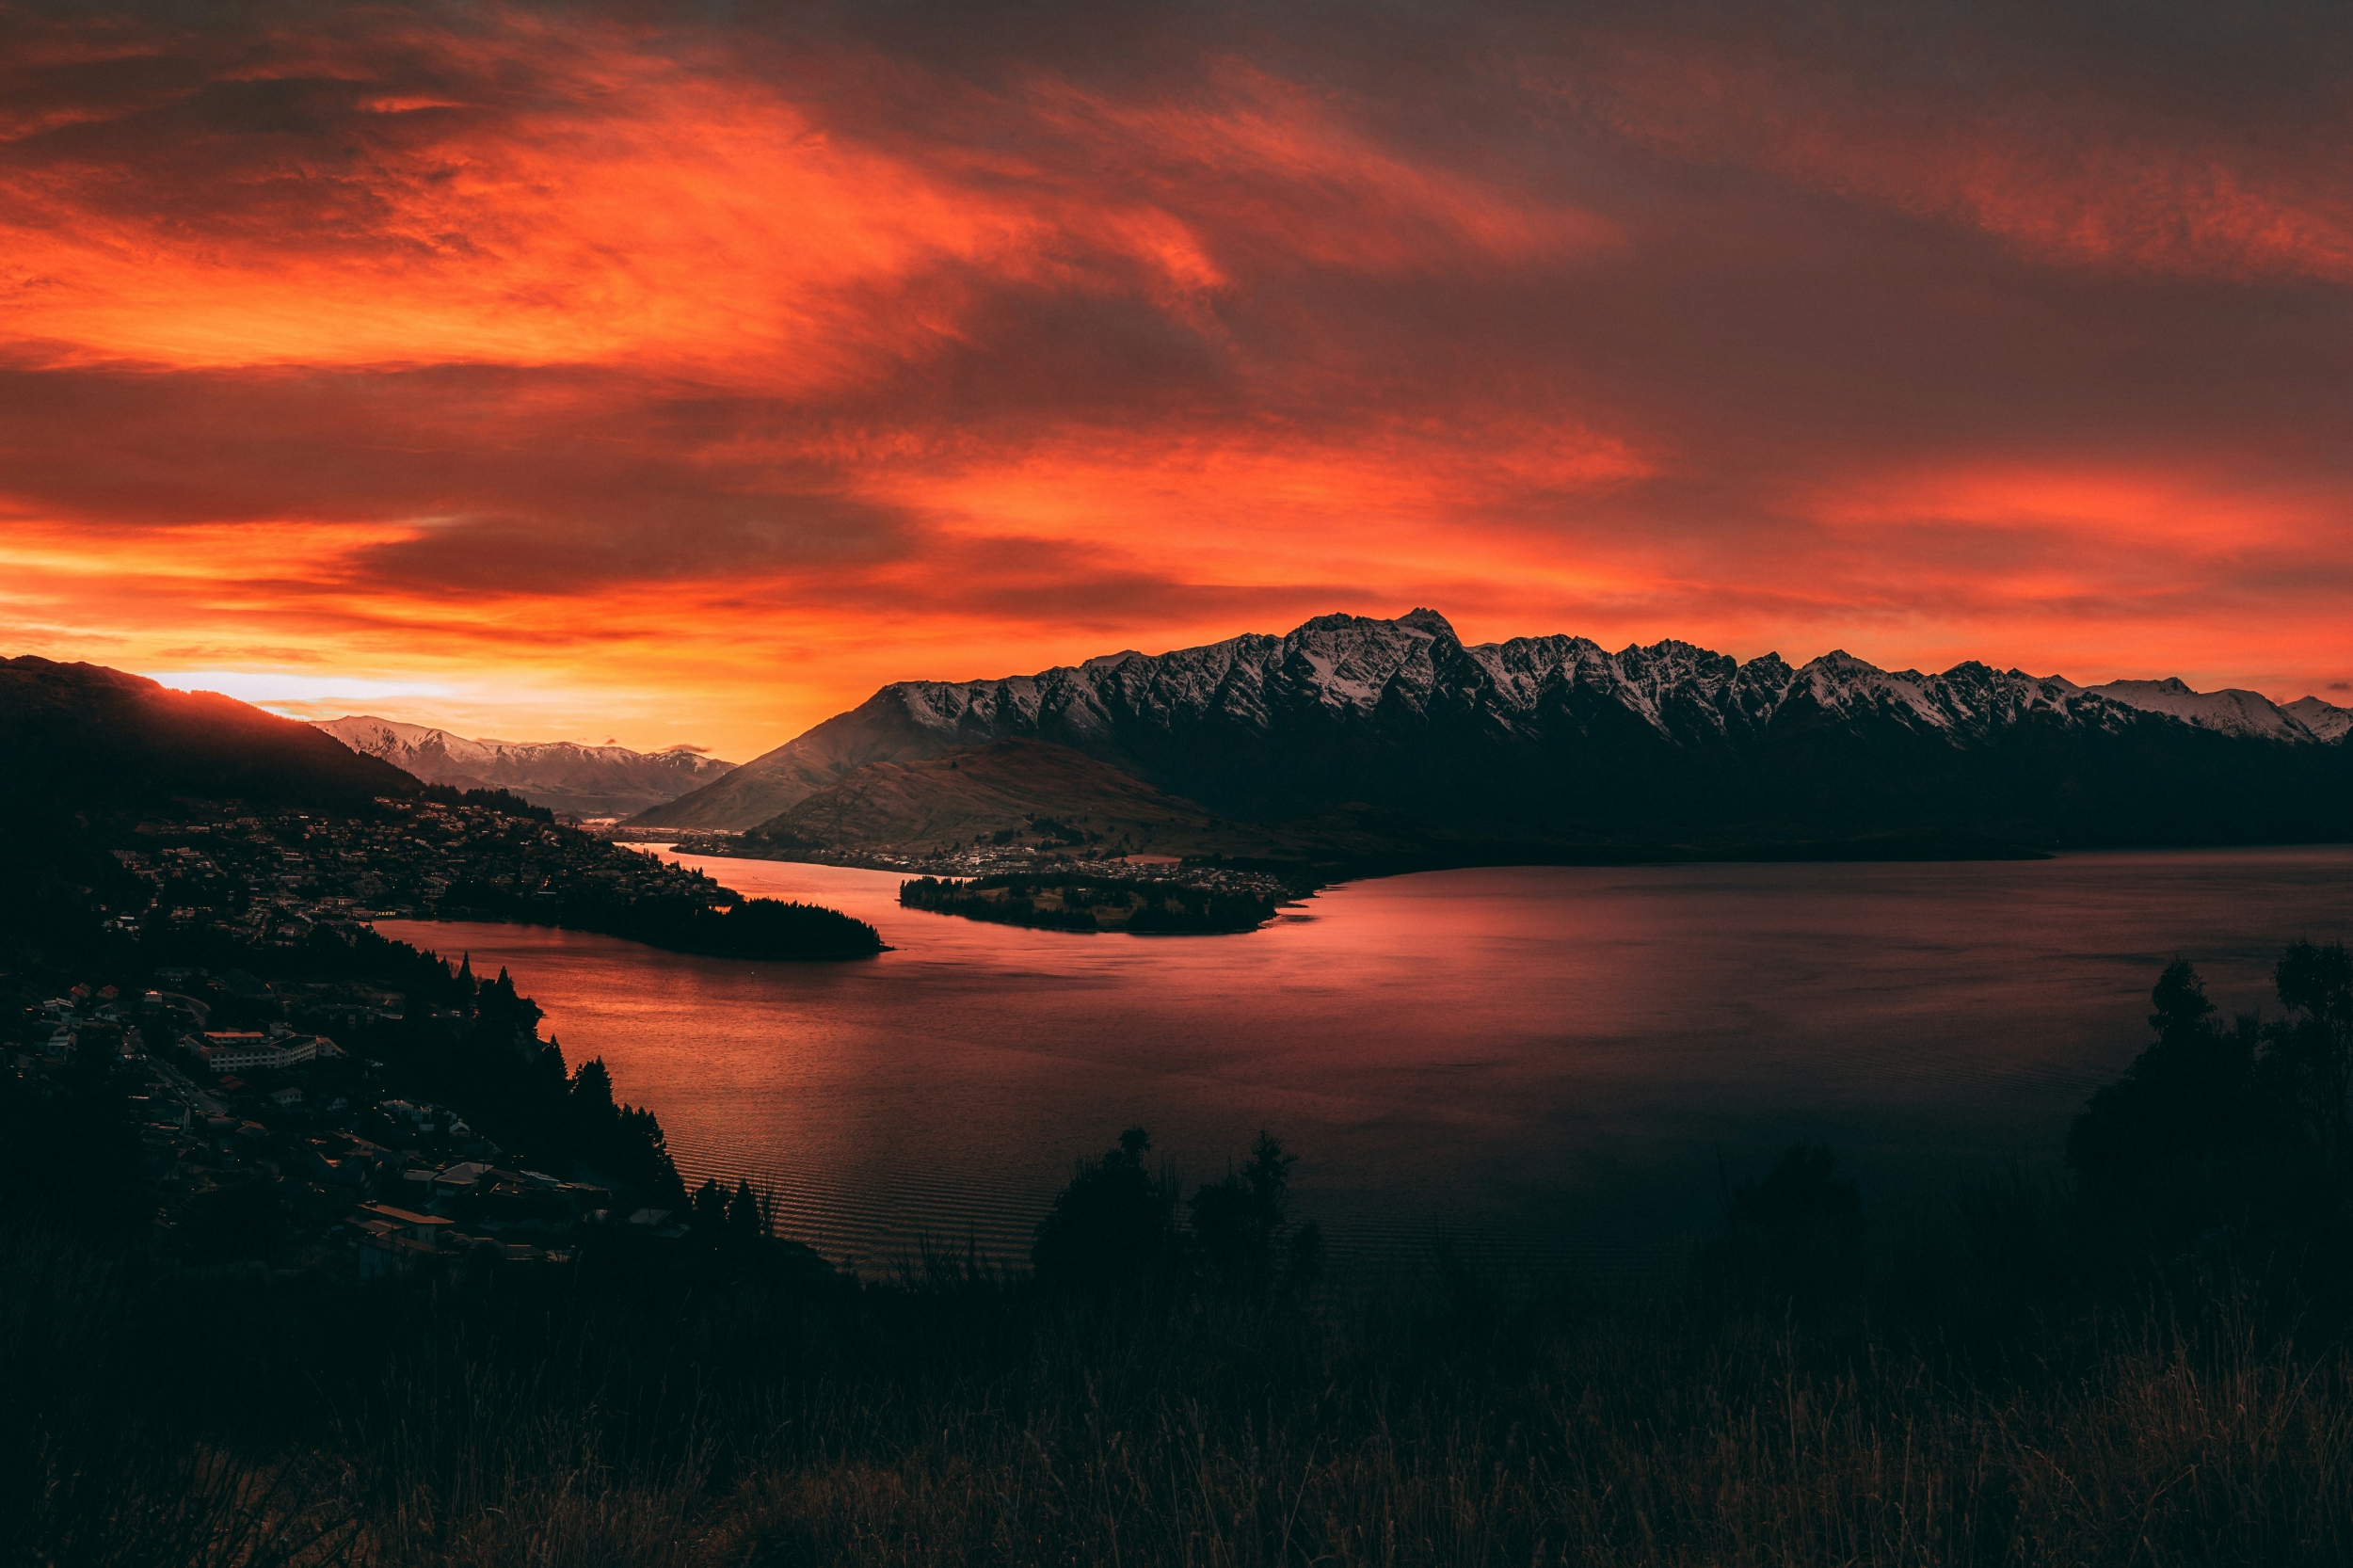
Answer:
[[7, 2, 2349, 759]]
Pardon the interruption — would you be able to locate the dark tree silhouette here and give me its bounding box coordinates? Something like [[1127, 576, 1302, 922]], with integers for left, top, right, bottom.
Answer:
[[563, 1057, 685, 1206], [1032, 1127, 1176, 1295], [2068, 959, 2267, 1178], [691, 1178, 729, 1237], [1717, 1143, 1865, 1300], [2263, 941, 2353, 1158], [471, 966, 545, 1064], [727, 1179, 765, 1244], [1188, 1130, 1298, 1293]]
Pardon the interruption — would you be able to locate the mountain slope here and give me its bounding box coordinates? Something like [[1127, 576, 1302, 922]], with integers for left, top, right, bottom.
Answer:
[[315, 716, 733, 816], [749, 738, 1222, 856], [742, 735, 1452, 864], [631, 696, 949, 829], [633, 611, 2353, 848], [2, 658, 419, 815]]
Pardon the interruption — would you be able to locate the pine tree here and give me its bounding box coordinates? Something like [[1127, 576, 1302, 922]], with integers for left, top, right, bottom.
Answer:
[[691, 1178, 729, 1238], [726, 1179, 762, 1244]]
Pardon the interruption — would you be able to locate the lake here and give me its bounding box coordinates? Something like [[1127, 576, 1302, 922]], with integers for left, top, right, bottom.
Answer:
[[377, 846, 2353, 1273]]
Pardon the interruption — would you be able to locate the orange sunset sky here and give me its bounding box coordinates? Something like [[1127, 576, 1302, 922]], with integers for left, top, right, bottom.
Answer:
[[4, 0, 2349, 760]]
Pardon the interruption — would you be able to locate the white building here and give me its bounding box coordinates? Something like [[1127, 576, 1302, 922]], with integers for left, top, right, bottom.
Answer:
[[195, 1031, 341, 1074]]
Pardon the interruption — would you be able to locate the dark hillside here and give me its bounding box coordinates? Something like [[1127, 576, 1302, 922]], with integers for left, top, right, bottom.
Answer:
[[0, 658, 882, 968], [0, 658, 424, 950], [0, 656, 418, 815], [748, 738, 1228, 857]]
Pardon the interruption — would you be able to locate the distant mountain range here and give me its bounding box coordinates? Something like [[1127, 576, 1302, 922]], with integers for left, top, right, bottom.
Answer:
[[11, 624, 2346, 873], [634, 610, 2353, 855], [313, 716, 733, 817]]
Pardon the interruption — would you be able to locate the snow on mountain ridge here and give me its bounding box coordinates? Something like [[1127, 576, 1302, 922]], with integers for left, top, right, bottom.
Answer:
[[320, 716, 698, 770], [628, 611, 2346, 831], [852, 615, 2329, 754], [314, 715, 735, 815], [2285, 696, 2353, 743], [2084, 679, 2327, 742]]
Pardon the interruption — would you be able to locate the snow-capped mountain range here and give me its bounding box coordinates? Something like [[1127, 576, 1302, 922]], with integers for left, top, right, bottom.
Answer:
[[634, 611, 2352, 847], [315, 716, 733, 818], [2092, 679, 2351, 744]]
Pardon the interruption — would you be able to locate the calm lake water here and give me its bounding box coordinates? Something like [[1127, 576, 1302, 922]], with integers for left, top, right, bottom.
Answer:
[[378, 847, 2353, 1272]]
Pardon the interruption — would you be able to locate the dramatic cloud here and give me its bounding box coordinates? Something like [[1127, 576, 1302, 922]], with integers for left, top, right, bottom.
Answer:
[[2, 0, 2347, 755]]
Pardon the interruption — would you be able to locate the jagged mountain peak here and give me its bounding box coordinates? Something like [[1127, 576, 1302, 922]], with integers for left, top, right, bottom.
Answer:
[[1801, 648, 1890, 680], [1611, 637, 1737, 677], [1396, 607, 1458, 638], [1291, 608, 1455, 640]]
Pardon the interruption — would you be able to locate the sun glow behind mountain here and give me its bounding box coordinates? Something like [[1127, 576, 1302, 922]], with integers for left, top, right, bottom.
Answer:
[[5, 1, 2350, 756]]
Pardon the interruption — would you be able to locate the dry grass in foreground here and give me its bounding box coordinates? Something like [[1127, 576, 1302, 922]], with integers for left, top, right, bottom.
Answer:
[[9, 1182, 2353, 1568]]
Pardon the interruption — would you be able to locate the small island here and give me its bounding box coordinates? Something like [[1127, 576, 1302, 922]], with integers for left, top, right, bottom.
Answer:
[[900, 872, 1281, 936]]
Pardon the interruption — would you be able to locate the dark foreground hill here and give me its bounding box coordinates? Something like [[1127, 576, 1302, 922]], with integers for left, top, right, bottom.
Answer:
[[0, 655, 881, 964], [633, 611, 2353, 854], [1, 657, 425, 945], [1, 657, 419, 815]]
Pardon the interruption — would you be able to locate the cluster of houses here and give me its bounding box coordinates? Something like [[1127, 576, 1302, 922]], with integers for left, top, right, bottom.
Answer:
[[10, 792, 764, 1276], [102, 794, 733, 948], [9, 974, 676, 1276], [299, 1134, 617, 1272]]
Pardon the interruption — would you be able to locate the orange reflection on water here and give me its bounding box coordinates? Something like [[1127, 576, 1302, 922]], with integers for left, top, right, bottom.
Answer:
[[381, 846, 2353, 1272]]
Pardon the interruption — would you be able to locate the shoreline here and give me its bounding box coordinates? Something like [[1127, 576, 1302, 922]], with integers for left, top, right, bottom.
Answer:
[[616, 825, 2062, 882]]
